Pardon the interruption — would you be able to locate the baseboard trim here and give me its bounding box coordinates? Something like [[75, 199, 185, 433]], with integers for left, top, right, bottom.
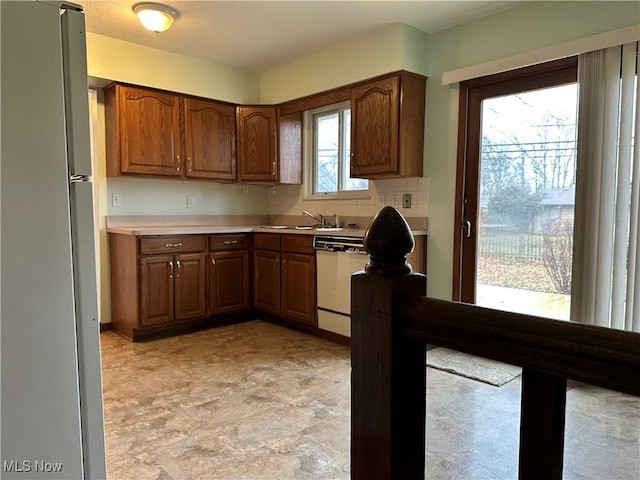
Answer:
[[100, 322, 112, 333]]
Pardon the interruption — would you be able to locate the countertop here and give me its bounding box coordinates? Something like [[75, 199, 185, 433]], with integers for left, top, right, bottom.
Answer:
[[107, 225, 426, 237], [106, 215, 427, 237]]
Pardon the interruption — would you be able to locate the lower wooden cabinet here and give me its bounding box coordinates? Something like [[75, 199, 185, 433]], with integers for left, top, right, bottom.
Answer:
[[174, 253, 207, 321], [139, 252, 207, 327], [109, 231, 319, 340], [139, 254, 174, 327], [253, 234, 281, 315], [281, 252, 315, 325], [253, 234, 316, 327], [208, 234, 251, 316], [109, 235, 207, 339]]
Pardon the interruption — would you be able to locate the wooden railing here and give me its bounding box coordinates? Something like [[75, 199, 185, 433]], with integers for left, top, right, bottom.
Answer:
[[350, 206, 640, 480]]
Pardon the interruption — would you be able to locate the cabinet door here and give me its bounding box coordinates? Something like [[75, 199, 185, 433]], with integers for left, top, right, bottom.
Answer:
[[281, 252, 316, 326], [237, 106, 278, 182], [174, 253, 207, 321], [209, 251, 250, 315], [139, 255, 174, 326], [253, 249, 280, 314], [350, 76, 399, 177], [184, 97, 236, 180], [118, 85, 182, 176]]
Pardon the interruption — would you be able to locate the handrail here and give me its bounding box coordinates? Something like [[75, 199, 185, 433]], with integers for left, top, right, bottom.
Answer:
[[399, 295, 640, 396], [350, 206, 640, 480]]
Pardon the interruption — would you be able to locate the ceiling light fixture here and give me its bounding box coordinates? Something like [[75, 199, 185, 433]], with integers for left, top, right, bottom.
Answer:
[[133, 3, 179, 33]]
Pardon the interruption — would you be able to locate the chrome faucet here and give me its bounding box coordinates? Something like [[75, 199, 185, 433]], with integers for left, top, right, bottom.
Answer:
[[303, 210, 326, 227]]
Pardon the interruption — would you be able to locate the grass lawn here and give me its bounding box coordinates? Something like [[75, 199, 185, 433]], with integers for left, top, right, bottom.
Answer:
[[477, 255, 560, 294]]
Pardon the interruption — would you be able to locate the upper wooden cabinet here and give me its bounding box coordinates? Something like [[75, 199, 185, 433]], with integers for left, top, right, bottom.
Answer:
[[105, 83, 236, 181], [350, 71, 426, 178], [184, 97, 236, 180], [236, 106, 278, 182], [105, 84, 181, 177]]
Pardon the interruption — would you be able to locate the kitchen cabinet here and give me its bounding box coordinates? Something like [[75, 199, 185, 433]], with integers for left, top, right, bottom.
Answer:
[[184, 97, 236, 180], [278, 112, 303, 184], [350, 71, 426, 178], [236, 106, 278, 182], [208, 234, 251, 315], [281, 236, 316, 326], [139, 255, 174, 326], [253, 234, 316, 326], [105, 84, 181, 177], [109, 234, 207, 340], [253, 234, 281, 314], [139, 252, 207, 326], [105, 83, 237, 181]]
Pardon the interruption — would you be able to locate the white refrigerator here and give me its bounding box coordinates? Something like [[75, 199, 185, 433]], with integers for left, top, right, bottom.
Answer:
[[1, 1, 107, 478]]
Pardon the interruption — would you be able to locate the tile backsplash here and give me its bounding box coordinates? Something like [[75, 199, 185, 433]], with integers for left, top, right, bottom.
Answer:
[[268, 177, 429, 220]]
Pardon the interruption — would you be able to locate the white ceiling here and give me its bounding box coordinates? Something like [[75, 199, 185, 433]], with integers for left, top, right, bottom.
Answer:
[[80, 1, 519, 73]]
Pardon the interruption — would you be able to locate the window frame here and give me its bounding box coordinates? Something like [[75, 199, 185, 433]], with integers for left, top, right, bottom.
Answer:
[[303, 101, 370, 201]]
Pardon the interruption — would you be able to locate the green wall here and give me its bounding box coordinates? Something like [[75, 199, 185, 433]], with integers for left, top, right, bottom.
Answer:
[[260, 23, 428, 103], [86, 33, 270, 219], [260, 1, 638, 300], [422, 1, 639, 299]]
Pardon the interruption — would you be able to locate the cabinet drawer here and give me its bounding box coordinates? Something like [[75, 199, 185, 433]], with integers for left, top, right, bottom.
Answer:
[[253, 233, 281, 251], [209, 234, 249, 251], [139, 236, 206, 255], [282, 235, 314, 254]]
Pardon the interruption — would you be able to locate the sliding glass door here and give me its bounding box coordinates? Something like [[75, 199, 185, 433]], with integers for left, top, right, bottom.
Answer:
[[454, 58, 578, 321]]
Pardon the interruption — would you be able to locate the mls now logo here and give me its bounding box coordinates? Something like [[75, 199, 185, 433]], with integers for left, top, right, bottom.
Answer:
[[3, 460, 63, 473]]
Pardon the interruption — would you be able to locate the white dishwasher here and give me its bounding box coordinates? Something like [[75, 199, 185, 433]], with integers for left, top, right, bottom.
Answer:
[[313, 235, 368, 338]]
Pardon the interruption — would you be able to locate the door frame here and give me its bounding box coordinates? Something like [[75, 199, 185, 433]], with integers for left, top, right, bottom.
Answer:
[[452, 57, 578, 302]]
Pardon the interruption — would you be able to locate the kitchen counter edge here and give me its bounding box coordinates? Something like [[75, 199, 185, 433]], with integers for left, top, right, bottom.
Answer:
[[107, 225, 427, 237]]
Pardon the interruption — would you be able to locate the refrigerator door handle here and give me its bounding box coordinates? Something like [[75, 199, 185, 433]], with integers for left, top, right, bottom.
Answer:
[[69, 173, 91, 184]]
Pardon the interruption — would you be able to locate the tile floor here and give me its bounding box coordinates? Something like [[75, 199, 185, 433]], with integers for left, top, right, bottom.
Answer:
[[101, 320, 639, 480]]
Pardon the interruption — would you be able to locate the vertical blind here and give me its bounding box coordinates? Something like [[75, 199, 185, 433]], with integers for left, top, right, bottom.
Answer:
[[572, 42, 639, 332]]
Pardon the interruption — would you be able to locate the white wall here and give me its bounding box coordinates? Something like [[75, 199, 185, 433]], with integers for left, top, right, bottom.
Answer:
[[269, 178, 429, 222]]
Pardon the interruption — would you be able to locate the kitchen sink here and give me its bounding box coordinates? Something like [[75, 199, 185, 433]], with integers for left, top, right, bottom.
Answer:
[[258, 225, 343, 231], [258, 225, 314, 230]]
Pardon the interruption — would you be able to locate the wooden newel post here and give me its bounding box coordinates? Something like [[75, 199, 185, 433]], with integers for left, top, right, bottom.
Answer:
[[351, 206, 428, 480]]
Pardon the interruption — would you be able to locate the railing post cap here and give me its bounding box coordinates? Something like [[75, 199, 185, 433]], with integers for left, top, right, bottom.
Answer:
[[364, 206, 415, 278]]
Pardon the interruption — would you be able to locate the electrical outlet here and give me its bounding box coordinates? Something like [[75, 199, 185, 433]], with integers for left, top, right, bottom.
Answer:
[[111, 193, 121, 207], [186, 194, 195, 208], [403, 193, 412, 209]]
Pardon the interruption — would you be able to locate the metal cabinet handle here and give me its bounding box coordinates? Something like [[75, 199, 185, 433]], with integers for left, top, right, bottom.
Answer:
[[169, 261, 174, 279], [211, 257, 216, 270], [176, 260, 181, 277], [165, 242, 183, 248], [176, 155, 181, 171], [272, 161, 276, 177], [188, 157, 193, 173], [282, 257, 287, 272], [223, 240, 238, 246]]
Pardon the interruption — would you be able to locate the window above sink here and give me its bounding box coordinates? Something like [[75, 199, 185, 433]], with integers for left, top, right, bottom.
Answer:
[[303, 101, 370, 201]]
